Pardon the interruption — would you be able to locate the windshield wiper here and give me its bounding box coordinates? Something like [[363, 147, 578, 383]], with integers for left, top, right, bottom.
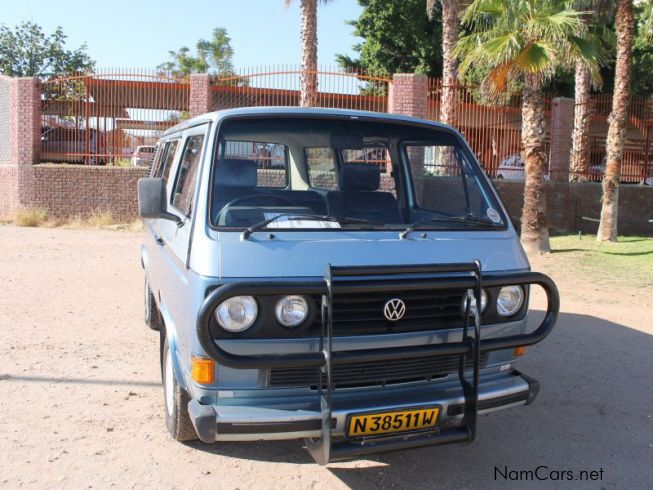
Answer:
[[241, 214, 383, 240], [399, 214, 502, 239]]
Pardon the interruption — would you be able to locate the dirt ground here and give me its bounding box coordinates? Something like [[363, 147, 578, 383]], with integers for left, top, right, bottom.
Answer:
[[0, 226, 651, 489]]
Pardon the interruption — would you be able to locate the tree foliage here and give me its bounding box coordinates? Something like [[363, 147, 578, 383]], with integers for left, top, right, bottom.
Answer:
[[0, 21, 94, 77], [158, 28, 235, 78], [456, 0, 605, 96], [628, 0, 653, 96], [337, 0, 443, 77]]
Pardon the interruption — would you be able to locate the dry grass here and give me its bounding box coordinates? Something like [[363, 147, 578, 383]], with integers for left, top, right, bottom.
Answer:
[[61, 211, 143, 231], [3, 208, 143, 231], [13, 208, 48, 227]]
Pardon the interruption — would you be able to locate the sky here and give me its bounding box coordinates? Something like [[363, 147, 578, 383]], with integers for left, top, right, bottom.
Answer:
[[2, 0, 364, 70]]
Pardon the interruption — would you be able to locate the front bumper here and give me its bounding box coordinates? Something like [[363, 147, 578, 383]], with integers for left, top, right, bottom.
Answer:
[[189, 369, 538, 442]]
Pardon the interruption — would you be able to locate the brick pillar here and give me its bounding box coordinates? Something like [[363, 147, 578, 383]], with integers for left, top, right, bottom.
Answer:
[[549, 97, 574, 182], [388, 73, 429, 119], [389, 74, 429, 199], [10, 77, 41, 165], [189, 73, 212, 118]]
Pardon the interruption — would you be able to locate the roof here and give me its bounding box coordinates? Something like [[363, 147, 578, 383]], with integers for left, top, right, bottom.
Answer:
[[160, 106, 453, 137]]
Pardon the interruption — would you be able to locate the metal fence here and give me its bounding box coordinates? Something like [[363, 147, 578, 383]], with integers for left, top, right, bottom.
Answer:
[[211, 66, 390, 112], [38, 67, 653, 185], [41, 68, 190, 165], [577, 93, 653, 183], [426, 78, 551, 178]]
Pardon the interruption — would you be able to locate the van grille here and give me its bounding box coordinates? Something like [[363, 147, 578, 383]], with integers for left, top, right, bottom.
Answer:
[[310, 287, 467, 336], [269, 353, 487, 389]]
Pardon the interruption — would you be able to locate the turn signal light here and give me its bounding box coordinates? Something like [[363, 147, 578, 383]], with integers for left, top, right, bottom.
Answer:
[[191, 356, 215, 384], [513, 346, 526, 357]]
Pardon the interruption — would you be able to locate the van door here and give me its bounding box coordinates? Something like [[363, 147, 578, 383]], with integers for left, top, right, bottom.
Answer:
[[146, 138, 181, 301], [155, 125, 209, 327]]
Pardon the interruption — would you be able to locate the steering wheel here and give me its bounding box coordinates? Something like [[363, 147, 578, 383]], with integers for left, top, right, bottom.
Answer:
[[217, 194, 297, 224]]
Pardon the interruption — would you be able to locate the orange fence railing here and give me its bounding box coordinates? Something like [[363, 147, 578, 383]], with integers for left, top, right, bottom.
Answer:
[[570, 93, 653, 182], [41, 68, 190, 165], [211, 66, 390, 113], [426, 78, 551, 179], [38, 67, 653, 184]]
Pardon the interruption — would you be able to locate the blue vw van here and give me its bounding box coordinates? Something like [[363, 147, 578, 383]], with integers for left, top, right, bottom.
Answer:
[[138, 107, 559, 464]]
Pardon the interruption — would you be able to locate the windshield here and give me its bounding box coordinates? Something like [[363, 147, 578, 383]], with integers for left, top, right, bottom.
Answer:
[[210, 117, 506, 231]]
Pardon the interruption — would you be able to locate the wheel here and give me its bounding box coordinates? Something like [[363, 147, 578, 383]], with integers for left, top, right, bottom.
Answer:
[[162, 336, 197, 442], [144, 277, 163, 331]]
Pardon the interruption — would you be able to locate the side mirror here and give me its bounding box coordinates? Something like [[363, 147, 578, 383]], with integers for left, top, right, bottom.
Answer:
[[137, 178, 181, 224]]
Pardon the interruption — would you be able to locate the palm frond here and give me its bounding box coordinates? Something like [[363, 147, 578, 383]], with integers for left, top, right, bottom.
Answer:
[[515, 41, 556, 74], [457, 0, 603, 95]]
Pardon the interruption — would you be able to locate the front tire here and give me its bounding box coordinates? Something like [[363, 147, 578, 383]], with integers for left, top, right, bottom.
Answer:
[[162, 337, 197, 442]]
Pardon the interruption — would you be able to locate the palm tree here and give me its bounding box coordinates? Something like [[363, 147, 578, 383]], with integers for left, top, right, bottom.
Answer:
[[285, 0, 332, 107], [570, 61, 594, 181], [456, 0, 602, 254], [570, 2, 613, 182], [597, 0, 634, 241], [427, 0, 460, 126]]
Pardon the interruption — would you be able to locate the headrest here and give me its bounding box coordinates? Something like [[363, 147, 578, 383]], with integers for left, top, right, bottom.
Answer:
[[215, 159, 258, 187], [339, 163, 381, 191]]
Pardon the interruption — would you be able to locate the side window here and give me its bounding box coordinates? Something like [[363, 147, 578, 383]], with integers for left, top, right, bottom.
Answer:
[[306, 147, 337, 190], [171, 134, 205, 215], [156, 140, 179, 184], [149, 143, 163, 177]]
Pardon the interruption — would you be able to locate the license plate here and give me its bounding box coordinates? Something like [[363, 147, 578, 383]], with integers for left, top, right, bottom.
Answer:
[[347, 407, 440, 437]]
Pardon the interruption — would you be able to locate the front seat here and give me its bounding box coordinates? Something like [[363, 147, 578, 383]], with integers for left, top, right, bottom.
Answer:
[[326, 163, 402, 223]]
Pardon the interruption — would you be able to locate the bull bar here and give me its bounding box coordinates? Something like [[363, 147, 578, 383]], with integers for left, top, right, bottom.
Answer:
[[196, 262, 559, 464]]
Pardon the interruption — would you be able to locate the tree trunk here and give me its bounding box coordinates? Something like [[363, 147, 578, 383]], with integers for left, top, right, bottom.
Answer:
[[439, 0, 459, 126], [300, 0, 318, 107], [597, 0, 634, 241], [520, 73, 551, 254], [570, 62, 593, 181]]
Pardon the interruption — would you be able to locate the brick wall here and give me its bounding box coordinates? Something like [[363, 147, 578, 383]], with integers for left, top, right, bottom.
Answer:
[[494, 180, 653, 236], [11, 165, 150, 220], [0, 76, 11, 164], [0, 165, 21, 216]]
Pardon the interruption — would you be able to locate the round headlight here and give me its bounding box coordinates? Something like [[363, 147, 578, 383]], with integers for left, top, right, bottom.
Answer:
[[215, 296, 258, 332], [497, 286, 524, 317], [462, 289, 488, 317], [275, 295, 309, 328]]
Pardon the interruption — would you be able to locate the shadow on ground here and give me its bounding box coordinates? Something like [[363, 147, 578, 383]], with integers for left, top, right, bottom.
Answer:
[[187, 312, 653, 488]]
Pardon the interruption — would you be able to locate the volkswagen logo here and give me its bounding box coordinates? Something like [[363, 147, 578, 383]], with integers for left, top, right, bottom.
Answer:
[[383, 298, 406, 321]]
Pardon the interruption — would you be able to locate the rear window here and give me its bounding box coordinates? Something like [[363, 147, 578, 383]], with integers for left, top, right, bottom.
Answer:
[[342, 146, 394, 194], [306, 147, 337, 190], [221, 140, 288, 188], [307, 145, 395, 195]]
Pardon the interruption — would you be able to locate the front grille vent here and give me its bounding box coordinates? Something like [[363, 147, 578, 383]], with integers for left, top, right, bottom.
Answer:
[[309, 286, 467, 336], [269, 353, 487, 389]]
